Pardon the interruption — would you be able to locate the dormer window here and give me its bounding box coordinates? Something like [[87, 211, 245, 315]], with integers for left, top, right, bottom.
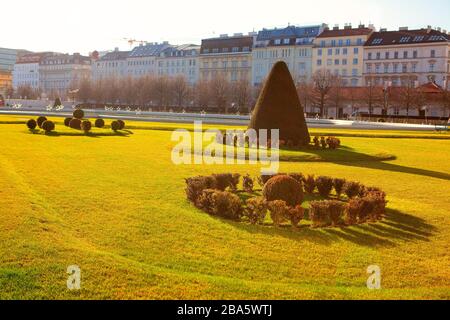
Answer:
[[274, 39, 281, 45]]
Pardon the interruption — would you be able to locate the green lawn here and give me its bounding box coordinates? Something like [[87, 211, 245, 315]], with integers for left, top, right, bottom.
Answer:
[[0, 115, 449, 299]]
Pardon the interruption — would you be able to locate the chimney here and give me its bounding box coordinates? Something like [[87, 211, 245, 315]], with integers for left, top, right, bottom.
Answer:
[[344, 23, 352, 30], [333, 24, 339, 30], [359, 24, 365, 28], [399, 26, 408, 31], [233, 33, 243, 37], [220, 34, 228, 38], [114, 47, 119, 52], [368, 24, 375, 30], [437, 27, 441, 32], [323, 23, 329, 31], [427, 25, 432, 33]]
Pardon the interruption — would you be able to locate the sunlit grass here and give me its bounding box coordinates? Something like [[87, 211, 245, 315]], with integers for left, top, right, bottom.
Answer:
[[0, 114, 449, 299]]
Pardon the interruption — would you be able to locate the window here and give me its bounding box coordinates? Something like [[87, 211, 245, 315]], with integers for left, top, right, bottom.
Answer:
[[385, 52, 390, 59], [431, 50, 436, 58], [429, 63, 435, 72], [375, 64, 380, 73], [317, 60, 322, 66], [343, 48, 348, 55], [403, 51, 408, 59], [351, 78, 358, 86], [357, 38, 363, 45], [346, 39, 351, 46], [232, 47, 239, 52], [371, 38, 383, 45], [412, 63, 417, 72], [212, 48, 219, 53], [283, 38, 290, 45], [352, 69, 358, 76], [331, 40, 336, 46], [367, 64, 372, 72], [342, 59, 347, 65], [394, 52, 399, 59], [335, 48, 340, 55], [327, 59, 332, 66], [399, 36, 411, 43], [393, 63, 398, 73], [320, 40, 326, 47], [376, 52, 381, 60], [413, 51, 418, 58], [368, 52, 372, 60], [335, 59, 340, 65], [328, 48, 333, 55], [338, 40, 343, 46], [384, 64, 389, 73], [402, 64, 407, 73], [242, 47, 250, 52], [353, 58, 358, 65], [354, 47, 359, 54], [274, 39, 281, 45]]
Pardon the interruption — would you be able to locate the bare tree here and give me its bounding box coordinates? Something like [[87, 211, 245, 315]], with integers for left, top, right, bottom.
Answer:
[[312, 70, 334, 117], [172, 75, 189, 108], [77, 77, 92, 103], [210, 75, 230, 113], [194, 80, 210, 110], [329, 76, 344, 119], [296, 79, 314, 114], [154, 76, 170, 110], [362, 77, 381, 118], [396, 76, 417, 120], [231, 79, 251, 113]]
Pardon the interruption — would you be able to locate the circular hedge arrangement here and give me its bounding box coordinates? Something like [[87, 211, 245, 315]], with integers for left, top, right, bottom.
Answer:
[[37, 116, 47, 128], [95, 118, 105, 128], [41, 120, 55, 133], [185, 173, 387, 229], [27, 119, 37, 130], [69, 118, 82, 130], [73, 109, 84, 120]]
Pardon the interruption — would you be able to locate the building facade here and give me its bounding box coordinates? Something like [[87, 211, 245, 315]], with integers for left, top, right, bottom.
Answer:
[[12, 52, 56, 90], [363, 27, 450, 87], [40, 53, 91, 98], [127, 42, 172, 78], [91, 48, 129, 81], [0, 47, 17, 96], [199, 34, 254, 83], [252, 25, 324, 86], [312, 24, 375, 86], [156, 44, 200, 84]]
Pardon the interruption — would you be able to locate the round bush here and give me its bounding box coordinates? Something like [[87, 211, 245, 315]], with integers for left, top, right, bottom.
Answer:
[[64, 117, 72, 127], [27, 119, 37, 130], [95, 118, 105, 128], [37, 116, 47, 128], [69, 118, 82, 130], [73, 109, 84, 119], [117, 119, 125, 130], [81, 120, 92, 132], [111, 120, 120, 131], [263, 175, 303, 207], [41, 120, 55, 133]]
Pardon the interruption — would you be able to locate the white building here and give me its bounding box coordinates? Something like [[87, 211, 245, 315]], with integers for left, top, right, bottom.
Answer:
[[91, 48, 129, 81], [12, 52, 55, 90], [252, 25, 325, 86], [156, 44, 200, 84], [40, 53, 92, 98], [127, 42, 172, 77], [363, 27, 450, 87]]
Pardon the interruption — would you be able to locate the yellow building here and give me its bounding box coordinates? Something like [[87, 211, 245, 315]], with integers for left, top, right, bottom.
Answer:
[[312, 24, 375, 86], [199, 34, 254, 83], [0, 71, 12, 97]]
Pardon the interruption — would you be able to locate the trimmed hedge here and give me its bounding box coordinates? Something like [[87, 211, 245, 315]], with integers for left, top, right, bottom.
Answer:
[[41, 120, 55, 133], [69, 118, 82, 130], [111, 121, 120, 131], [27, 119, 37, 130], [73, 109, 84, 119], [263, 175, 303, 207], [245, 197, 267, 224], [95, 118, 105, 128], [81, 120, 92, 132], [64, 117, 72, 127], [37, 116, 47, 128], [117, 119, 125, 130], [315, 176, 333, 197]]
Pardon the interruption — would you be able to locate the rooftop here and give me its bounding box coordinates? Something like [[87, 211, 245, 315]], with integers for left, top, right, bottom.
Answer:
[[365, 28, 450, 46], [129, 42, 172, 58], [317, 26, 374, 38]]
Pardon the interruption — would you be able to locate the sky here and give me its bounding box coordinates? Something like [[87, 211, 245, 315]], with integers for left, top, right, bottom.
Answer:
[[1, 0, 449, 55]]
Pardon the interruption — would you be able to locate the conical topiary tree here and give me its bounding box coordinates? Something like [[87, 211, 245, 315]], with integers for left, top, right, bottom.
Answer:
[[248, 61, 310, 146]]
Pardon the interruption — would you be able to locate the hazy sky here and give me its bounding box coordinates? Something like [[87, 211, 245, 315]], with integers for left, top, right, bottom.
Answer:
[[1, 0, 449, 55]]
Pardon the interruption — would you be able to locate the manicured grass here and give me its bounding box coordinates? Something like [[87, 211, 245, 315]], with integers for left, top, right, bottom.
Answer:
[[0, 115, 449, 299]]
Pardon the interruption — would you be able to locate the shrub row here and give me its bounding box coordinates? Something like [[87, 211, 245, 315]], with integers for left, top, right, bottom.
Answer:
[[309, 190, 387, 227], [26, 116, 55, 133], [312, 136, 341, 149]]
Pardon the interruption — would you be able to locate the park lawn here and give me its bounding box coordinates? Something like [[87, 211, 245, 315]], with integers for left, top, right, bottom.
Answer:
[[0, 115, 449, 299]]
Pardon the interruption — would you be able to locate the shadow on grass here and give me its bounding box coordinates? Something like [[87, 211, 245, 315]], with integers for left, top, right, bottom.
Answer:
[[301, 147, 450, 181], [221, 208, 436, 248], [31, 130, 131, 138]]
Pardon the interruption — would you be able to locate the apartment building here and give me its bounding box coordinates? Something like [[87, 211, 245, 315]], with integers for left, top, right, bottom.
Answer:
[[40, 53, 91, 98], [127, 42, 172, 77], [157, 44, 200, 84], [252, 25, 325, 85], [363, 26, 450, 87], [91, 48, 129, 81], [12, 52, 57, 90], [0, 47, 17, 96], [199, 33, 254, 83], [312, 24, 375, 86]]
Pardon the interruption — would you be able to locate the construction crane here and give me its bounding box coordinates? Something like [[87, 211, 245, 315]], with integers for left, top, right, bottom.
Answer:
[[122, 38, 148, 48]]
